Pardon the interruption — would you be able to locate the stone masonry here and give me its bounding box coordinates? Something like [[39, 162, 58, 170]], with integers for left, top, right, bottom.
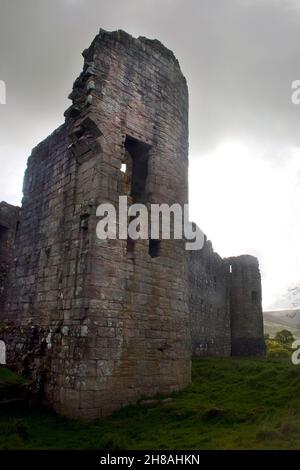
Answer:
[[188, 238, 266, 358], [1, 30, 190, 420], [0, 29, 265, 420], [225, 255, 266, 356], [0, 202, 20, 311], [188, 237, 231, 357]]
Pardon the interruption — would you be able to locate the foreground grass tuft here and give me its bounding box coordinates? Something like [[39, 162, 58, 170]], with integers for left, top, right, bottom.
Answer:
[[1, 357, 300, 449]]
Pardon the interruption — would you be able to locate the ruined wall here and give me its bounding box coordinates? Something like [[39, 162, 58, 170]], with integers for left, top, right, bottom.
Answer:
[[0, 202, 19, 311], [1, 29, 266, 420], [225, 255, 266, 356], [2, 29, 190, 419], [188, 244, 265, 358], [188, 239, 231, 357]]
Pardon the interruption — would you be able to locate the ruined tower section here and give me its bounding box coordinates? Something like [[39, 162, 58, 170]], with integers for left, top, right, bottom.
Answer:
[[0, 202, 19, 311], [226, 255, 266, 356], [188, 238, 231, 357], [2, 30, 190, 419]]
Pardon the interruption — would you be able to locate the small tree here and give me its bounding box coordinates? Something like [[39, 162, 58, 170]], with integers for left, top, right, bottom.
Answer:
[[274, 329, 294, 346]]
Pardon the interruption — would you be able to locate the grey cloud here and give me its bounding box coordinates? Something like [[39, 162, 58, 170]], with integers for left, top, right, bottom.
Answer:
[[1, 0, 300, 203]]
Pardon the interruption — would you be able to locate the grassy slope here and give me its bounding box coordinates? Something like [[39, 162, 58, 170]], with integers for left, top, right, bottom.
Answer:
[[1, 357, 300, 449]]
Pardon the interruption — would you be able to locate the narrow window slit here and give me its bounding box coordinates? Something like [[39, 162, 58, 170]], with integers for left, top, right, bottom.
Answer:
[[149, 239, 160, 258], [252, 291, 258, 304]]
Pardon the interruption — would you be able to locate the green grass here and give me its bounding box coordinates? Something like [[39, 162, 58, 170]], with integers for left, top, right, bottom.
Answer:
[[0, 367, 24, 386], [0, 367, 29, 403], [1, 357, 300, 449]]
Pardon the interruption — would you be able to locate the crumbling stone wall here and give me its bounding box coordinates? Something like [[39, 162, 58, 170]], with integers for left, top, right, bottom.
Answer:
[[225, 255, 266, 356], [188, 238, 231, 357], [188, 240, 265, 357], [0, 202, 19, 311], [1, 29, 266, 419], [2, 29, 190, 419]]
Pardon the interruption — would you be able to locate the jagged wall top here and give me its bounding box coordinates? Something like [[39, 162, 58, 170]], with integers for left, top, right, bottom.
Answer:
[[86, 29, 182, 71], [65, 28, 187, 122]]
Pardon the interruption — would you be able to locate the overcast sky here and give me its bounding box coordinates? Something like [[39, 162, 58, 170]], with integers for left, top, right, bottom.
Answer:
[[1, 0, 300, 308]]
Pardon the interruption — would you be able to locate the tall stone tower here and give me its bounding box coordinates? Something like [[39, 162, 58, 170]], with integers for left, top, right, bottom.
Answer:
[[1, 30, 191, 419], [226, 255, 266, 356]]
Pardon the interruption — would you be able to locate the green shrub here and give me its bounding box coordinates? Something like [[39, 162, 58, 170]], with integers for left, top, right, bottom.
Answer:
[[265, 338, 291, 358], [274, 330, 294, 346]]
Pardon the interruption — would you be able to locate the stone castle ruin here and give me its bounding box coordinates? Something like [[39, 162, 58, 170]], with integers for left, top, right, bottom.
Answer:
[[0, 30, 265, 420]]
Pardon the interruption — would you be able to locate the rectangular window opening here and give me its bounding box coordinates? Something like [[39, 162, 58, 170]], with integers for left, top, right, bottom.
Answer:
[[0, 225, 9, 247], [124, 136, 150, 204], [149, 239, 160, 258], [127, 237, 135, 257], [120, 163, 127, 173], [80, 214, 89, 230]]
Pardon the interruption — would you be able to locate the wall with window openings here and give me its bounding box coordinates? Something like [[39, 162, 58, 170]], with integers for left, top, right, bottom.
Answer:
[[0, 30, 265, 423], [188, 235, 265, 357], [2, 29, 190, 420]]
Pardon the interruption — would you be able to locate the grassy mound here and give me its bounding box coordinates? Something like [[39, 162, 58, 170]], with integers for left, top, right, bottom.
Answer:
[[1, 356, 300, 449]]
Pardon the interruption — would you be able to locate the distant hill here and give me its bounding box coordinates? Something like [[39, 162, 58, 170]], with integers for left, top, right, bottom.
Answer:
[[268, 284, 300, 311], [263, 309, 300, 338]]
